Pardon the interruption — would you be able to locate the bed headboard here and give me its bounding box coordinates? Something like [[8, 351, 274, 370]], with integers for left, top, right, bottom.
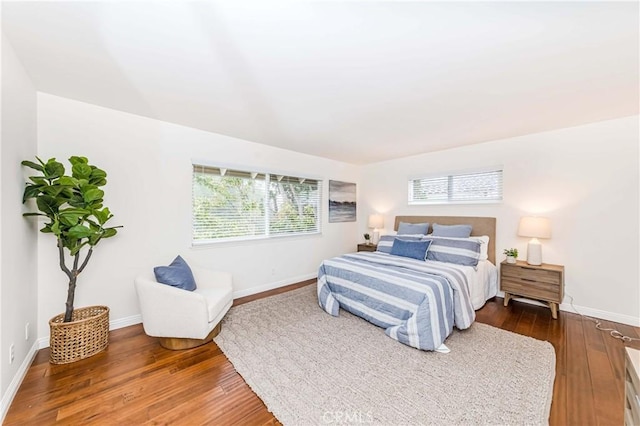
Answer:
[[394, 216, 497, 264]]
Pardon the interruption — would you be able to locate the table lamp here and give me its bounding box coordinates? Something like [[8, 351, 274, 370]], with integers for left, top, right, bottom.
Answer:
[[368, 214, 384, 245], [518, 216, 551, 266]]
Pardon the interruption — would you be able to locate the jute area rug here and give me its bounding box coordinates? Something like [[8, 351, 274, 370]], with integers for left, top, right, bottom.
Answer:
[[214, 285, 556, 425]]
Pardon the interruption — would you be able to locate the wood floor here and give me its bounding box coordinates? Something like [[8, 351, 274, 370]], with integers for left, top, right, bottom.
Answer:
[[5, 285, 640, 425]]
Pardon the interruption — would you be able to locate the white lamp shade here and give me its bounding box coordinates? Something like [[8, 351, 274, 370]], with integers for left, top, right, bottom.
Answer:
[[518, 216, 551, 239], [368, 214, 384, 229]]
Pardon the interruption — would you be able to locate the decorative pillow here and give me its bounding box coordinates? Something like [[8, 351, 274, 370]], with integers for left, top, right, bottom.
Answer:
[[154, 256, 197, 291], [431, 223, 473, 238], [376, 235, 422, 254], [390, 238, 432, 261], [397, 221, 429, 236], [426, 235, 490, 261], [423, 237, 481, 267]]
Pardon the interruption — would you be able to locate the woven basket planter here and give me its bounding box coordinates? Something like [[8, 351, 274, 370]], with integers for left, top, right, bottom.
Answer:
[[49, 305, 110, 364]]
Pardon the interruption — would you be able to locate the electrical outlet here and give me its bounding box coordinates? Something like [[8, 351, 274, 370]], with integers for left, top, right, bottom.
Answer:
[[25, 323, 30, 340], [9, 344, 14, 364]]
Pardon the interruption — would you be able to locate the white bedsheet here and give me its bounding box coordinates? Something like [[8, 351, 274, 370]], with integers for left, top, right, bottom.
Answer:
[[424, 259, 498, 310]]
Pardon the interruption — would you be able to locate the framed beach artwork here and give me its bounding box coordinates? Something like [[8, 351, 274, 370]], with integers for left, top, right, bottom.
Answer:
[[329, 180, 356, 223]]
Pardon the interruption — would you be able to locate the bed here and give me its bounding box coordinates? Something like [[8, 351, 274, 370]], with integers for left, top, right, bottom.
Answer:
[[317, 216, 498, 353]]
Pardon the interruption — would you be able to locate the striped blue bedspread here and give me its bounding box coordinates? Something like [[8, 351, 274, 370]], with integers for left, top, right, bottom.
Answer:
[[317, 252, 475, 351]]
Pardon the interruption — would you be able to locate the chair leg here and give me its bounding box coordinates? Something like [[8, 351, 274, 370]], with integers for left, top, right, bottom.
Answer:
[[158, 322, 222, 350]]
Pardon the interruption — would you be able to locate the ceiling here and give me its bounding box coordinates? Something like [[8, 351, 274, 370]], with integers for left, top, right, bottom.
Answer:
[[2, 1, 638, 165]]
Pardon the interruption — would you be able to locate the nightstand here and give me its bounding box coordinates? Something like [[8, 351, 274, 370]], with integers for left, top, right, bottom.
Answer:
[[625, 347, 640, 426], [500, 260, 564, 319], [357, 243, 377, 252]]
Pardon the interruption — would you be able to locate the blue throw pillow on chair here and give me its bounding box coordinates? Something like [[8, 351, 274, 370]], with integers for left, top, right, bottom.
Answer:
[[154, 256, 197, 291]]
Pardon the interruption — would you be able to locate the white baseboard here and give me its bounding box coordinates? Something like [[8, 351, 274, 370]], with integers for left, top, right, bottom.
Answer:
[[497, 291, 640, 327], [559, 302, 640, 327], [110, 314, 142, 330], [1, 340, 39, 424], [232, 273, 316, 299]]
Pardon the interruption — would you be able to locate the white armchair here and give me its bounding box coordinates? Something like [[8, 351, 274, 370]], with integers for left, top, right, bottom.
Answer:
[[135, 266, 233, 350]]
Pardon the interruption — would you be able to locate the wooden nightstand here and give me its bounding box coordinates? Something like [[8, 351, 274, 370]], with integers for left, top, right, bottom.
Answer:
[[500, 260, 564, 319], [625, 347, 640, 426], [357, 243, 377, 252]]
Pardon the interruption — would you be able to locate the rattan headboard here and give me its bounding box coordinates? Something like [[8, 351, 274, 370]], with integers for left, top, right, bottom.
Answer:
[[394, 216, 497, 264]]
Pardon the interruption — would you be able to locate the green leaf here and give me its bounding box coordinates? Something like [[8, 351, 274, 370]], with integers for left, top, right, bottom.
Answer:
[[58, 209, 86, 227], [44, 160, 65, 179], [93, 207, 113, 225], [88, 233, 101, 245], [72, 163, 92, 180], [21, 160, 44, 172], [60, 188, 74, 199], [83, 188, 104, 203], [102, 228, 118, 238], [36, 195, 59, 216], [23, 184, 43, 202], [57, 176, 78, 187], [67, 224, 93, 239], [40, 224, 53, 233], [42, 185, 67, 197], [67, 194, 86, 208], [50, 220, 61, 236], [69, 156, 88, 166], [29, 176, 47, 185], [70, 241, 88, 256], [89, 168, 107, 186]]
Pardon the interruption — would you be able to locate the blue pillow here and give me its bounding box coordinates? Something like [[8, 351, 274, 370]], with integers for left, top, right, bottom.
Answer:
[[431, 223, 472, 238], [154, 256, 197, 291], [423, 237, 481, 266], [397, 221, 429, 235], [390, 238, 432, 261], [376, 235, 422, 254]]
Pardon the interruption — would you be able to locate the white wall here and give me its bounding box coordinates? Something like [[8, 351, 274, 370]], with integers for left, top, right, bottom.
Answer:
[[360, 116, 640, 325], [0, 35, 38, 416], [36, 93, 360, 338]]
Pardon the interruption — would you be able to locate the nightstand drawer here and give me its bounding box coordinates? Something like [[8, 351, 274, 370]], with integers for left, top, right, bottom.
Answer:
[[501, 264, 561, 285], [501, 278, 561, 302], [357, 243, 377, 252]]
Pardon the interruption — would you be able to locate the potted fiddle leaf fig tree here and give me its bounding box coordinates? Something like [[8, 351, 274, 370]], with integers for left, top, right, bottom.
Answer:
[[22, 156, 121, 364]]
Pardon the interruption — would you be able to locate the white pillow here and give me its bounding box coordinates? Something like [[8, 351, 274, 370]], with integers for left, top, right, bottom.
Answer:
[[472, 235, 490, 261]]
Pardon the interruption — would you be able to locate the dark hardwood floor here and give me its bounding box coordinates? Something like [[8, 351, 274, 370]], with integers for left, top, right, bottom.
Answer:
[[5, 285, 640, 425]]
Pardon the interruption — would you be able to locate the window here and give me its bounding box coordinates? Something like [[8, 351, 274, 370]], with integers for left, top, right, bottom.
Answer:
[[192, 165, 321, 243], [408, 168, 503, 205]]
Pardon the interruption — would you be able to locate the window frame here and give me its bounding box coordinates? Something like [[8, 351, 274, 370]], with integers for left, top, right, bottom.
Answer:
[[192, 163, 323, 245], [408, 167, 503, 205]]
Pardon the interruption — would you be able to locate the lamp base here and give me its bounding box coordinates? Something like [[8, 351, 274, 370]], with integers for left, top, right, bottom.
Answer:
[[372, 230, 380, 245], [526, 239, 542, 265]]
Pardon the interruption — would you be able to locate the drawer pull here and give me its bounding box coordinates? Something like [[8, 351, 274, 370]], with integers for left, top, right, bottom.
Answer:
[[522, 278, 536, 282]]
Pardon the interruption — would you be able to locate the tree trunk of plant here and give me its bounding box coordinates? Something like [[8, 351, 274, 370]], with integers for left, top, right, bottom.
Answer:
[[57, 238, 93, 323], [64, 276, 77, 322]]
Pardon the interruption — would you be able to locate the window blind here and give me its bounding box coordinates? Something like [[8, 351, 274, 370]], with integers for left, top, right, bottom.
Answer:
[[192, 165, 321, 242], [408, 169, 503, 205]]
